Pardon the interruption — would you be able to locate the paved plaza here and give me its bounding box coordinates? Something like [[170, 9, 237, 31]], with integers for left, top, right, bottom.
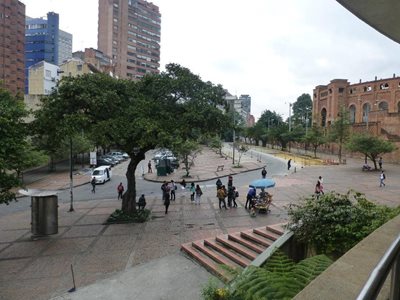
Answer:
[[0, 147, 398, 300]]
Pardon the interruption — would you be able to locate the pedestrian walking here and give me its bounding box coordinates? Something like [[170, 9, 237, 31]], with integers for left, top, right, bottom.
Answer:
[[117, 182, 124, 199], [261, 167, 267, 179], [380, 171, 386, 187], [161, 181, 171, 214], [227, 186, 234, 207], [138, 194, 146, 210], [245, 186, 256, 209], [195, 184, 203, 204], [378, 157, 383, 170], [217, 185, 227, 210], [287, 159, 292, 171], [315, 181, 322, 199], [216, 178, 222, 190], [190, 182, 195, 201], [169, 180, 176, 201], [91, 177, 96, 193], [228, 175, 233, 188], [232, 186, 238, 208], [318, 176, 324, 195], [180, 179, 187, 190], [148, 160, 153, 173]]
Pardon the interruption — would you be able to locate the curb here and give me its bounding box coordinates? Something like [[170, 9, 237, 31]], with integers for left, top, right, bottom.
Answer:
[[142, 166, 265, 184]]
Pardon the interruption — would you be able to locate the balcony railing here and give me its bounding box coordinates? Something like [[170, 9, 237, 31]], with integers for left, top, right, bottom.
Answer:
[[357, 234, 400, 300]]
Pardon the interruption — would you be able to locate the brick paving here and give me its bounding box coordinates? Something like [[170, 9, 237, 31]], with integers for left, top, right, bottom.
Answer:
[[0, 146, 399, 299]]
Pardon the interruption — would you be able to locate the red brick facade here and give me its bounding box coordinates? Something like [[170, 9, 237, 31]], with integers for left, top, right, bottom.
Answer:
[[313, 76, 400, 162], [0, 0, 25, 96]]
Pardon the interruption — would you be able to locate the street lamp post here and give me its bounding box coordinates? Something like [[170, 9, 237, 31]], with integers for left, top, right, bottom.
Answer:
[[288, 103, 292, 132], [68, 137, 74, 212]]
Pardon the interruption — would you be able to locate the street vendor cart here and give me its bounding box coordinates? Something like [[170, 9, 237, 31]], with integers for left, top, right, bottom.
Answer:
[[249, 178, 275, 215]]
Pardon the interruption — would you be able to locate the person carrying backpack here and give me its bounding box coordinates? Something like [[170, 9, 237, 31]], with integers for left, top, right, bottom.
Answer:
[[117, 182, 124, 200]]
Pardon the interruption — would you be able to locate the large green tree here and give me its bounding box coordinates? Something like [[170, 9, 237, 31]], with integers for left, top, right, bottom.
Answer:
[[329, 105, 350, 163], [303, 125, 327, 158], [345, 134, 396, 170], [0, 88, 44, 204], [292, 93, 312, 128], [34, 64, 227, 213]]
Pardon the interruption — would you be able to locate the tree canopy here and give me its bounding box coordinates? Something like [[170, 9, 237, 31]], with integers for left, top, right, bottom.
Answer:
[[33, 64, 228, 213], [0, 89, 40, 204], [345, 134, 396, 169]]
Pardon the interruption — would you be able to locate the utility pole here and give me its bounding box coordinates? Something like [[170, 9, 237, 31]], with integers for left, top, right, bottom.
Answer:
[[69, 137, 74, 212], [232, 109, 235, 165], [288, 103, 292, 132]]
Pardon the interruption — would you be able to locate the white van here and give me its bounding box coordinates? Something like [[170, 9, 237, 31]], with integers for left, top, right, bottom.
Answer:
[[91, 166, 112, 184]]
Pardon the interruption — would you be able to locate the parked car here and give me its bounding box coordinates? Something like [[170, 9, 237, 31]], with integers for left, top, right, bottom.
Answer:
[[91, 166, 112, 184], [96, 158, 114, 167], [109, 151, 129, 159], [101, 155, 121, 164]]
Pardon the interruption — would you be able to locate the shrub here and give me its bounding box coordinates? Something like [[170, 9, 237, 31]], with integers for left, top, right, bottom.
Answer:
[[106, 208, 151, 224], [288, 190, 400, 257]]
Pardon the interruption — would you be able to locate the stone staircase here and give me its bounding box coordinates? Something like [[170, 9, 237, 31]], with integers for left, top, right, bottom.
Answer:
[[181, 223, 286, 282]]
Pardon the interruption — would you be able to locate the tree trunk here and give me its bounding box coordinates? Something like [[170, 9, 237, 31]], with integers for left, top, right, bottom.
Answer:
[[122, 151, 145, 214]]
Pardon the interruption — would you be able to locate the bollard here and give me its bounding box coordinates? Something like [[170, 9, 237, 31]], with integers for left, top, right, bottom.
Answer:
[[294, 167, 296, 173]]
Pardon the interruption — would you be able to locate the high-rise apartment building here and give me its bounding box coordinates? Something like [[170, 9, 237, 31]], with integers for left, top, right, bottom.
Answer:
[[98, 0, 161, 80], [58, 29, 73, 65], [0, 0, 25, 96], [25, 12, 59, 94]]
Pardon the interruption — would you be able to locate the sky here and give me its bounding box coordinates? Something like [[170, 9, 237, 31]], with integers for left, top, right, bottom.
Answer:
[[20, 0, 400, 120]]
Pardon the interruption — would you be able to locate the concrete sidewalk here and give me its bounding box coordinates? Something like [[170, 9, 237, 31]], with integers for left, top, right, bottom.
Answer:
[[0, 147, 398, 300]]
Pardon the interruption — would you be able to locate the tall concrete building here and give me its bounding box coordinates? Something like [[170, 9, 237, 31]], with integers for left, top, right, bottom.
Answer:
[[98, 0, 161, 80], [58, 29, 73, 65], [0, 0, 25, 96], [25, 12, 59, 94]]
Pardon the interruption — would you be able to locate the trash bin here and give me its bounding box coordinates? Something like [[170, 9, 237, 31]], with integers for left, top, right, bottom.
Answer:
[[157, 159, 168, 176], [19, 189, 59, 236]]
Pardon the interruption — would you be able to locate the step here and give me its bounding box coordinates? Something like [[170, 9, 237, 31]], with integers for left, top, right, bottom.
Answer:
[[266, 223, 287, 236], [228, 233, 265, 254], [192, 240, 239, 270], [240, 230, 274, 247], [253, 227, 281, 241], [181, 243, 233, 282], [204, 239, 251, 268], [216, 236, 258, 261]]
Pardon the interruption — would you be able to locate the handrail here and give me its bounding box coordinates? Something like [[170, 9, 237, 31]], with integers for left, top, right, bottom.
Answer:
[[357, 234, 400, 300]]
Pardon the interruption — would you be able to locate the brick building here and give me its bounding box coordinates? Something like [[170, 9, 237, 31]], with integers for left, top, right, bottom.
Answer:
[[313, 76, 400, 161], [0, 0, 25, 96], [98, 0, 161, 80]]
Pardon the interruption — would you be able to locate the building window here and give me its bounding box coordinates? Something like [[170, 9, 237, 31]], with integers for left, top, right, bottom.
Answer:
[[45, 70, 51, 77], [321, 108, 327, 127], [362, 103, 370, 123], [363, 86, 372, 92], [378, 101, 388, 111], [338, 87, 344, 93], [77, 64, 82, 71], [349, 105, 356, 124], [379, 83, 389, 90]]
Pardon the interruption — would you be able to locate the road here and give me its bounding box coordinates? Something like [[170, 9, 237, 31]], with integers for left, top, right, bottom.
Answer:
[[0, 149, 286, 217]]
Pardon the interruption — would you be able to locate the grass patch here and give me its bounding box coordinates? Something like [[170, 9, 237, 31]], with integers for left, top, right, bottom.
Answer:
[[105, 209, 151, 224]]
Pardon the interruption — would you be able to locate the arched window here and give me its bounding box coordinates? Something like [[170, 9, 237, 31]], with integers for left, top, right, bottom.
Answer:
[[349, 105, 356, 124], [378, 101, 388, 110], [362, 103, 370, 123], [321, 108, 327, 127]]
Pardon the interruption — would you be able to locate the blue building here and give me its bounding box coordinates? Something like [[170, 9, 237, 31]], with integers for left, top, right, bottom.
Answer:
[[25, 12, 59, 94]]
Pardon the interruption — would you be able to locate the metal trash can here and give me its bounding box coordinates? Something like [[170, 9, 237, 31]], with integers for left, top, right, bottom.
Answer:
[[157, 159, 168, 176], [19, 189, 59, 236]]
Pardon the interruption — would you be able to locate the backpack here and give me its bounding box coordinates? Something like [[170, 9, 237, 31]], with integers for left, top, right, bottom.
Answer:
[[118, 185, 123, 192], [383, 173, 386, 179], [235, 191, 239, 198]]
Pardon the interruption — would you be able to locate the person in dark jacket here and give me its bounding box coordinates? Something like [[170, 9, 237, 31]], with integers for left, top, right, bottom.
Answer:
[[138, 194, 146, 210]]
